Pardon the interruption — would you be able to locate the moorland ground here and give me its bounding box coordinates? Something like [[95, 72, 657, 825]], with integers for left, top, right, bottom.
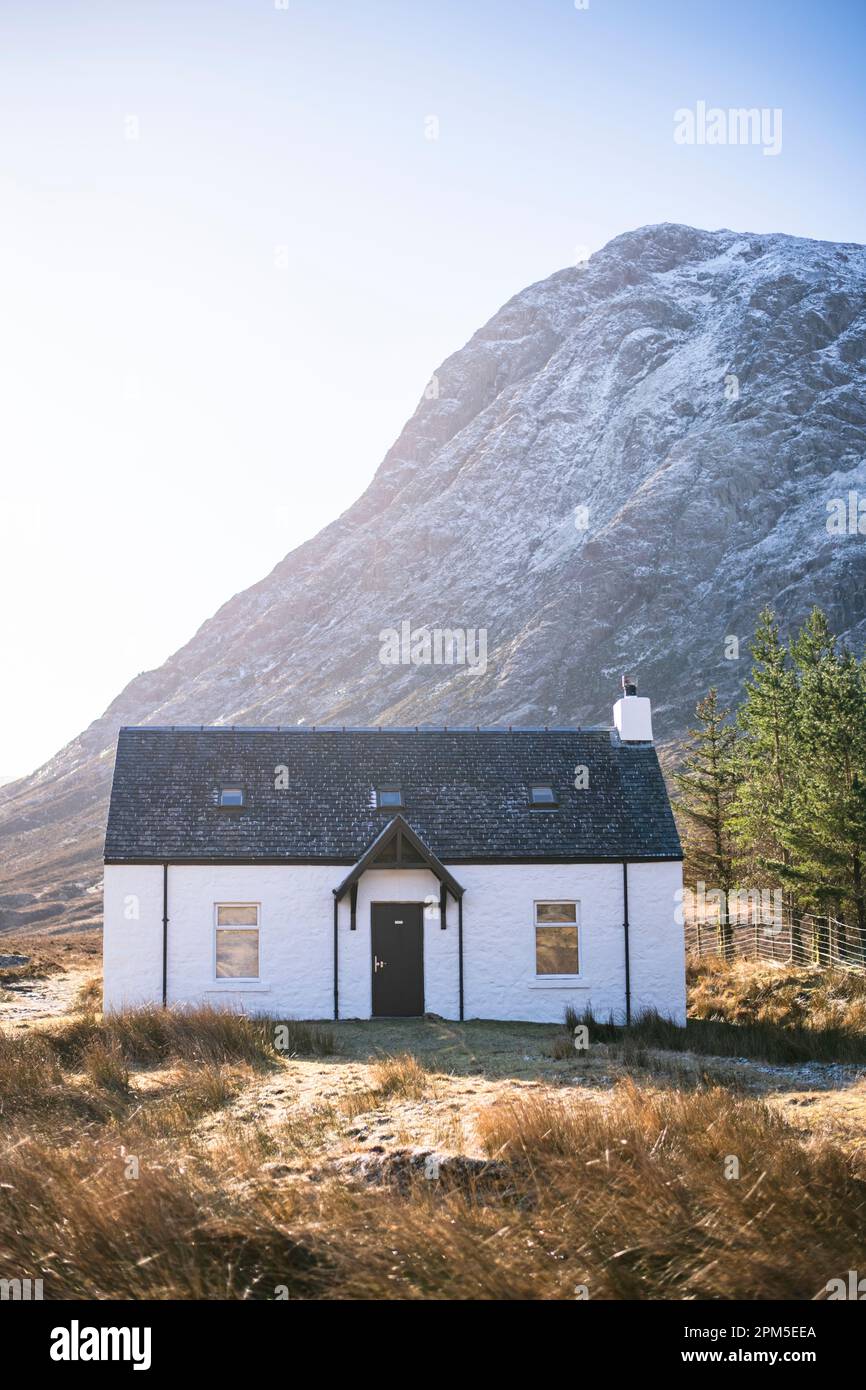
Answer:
[[1, 935, 865, 1300]]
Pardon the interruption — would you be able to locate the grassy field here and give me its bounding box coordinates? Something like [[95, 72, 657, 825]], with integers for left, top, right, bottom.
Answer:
[[1, 939, 866, 1300]]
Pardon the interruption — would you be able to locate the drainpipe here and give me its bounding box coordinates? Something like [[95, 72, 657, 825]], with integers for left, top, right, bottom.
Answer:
[[332, 894, 339, 1021], [458, 895, 464, 1022], [161, 863, 169, 1007], [622, 860, 631, 1026]]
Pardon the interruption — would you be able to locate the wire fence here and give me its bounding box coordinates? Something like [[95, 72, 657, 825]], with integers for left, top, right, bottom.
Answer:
[[685, 912, 866, 973]]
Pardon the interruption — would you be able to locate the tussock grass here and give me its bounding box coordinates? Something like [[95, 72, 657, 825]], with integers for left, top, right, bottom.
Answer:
[[688, 955, 866, 1035], [341, 1053, 430, 1119], [472, 1079, 866, 1299], [576, 1004, 866, 1066], [2, 976, 863, 1299], [43, 1005, 335, 1068], [0, 950, 59, 986], [559, 960, 866, 1067], [1, 1078, 862, 1299], [81, 1038, 130, 1095], [370, 1053, 429, 1098], [0, 1132, 323, 1300], [0, 1031, 119, 1125], [561, 958, 866, 1066], [0, 1007, 334, 1130], [128, 1067, 240, 1139], [0, 1033, 67, 1119], [72, 977, 102, 1013]]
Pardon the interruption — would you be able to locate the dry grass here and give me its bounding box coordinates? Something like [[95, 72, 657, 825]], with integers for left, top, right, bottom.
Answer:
[[0, 948, 62, 986], [471, 1080, 866, 1299], [0, 1006, 334, 1132], [43, 1004, 335, 1069], [129, 1067, 241, 1139], [72, 977, 102, 1013], [0, 1033, 68, 1119], [688, 955, 866, 1032], [1, 1076, 862, 1300], [2, 971, 866, 1300], [555, 959, 866, 1065], [81, 1038, 130, 1094], [370, 1053, 429, 1099], [341, 1052, 430, 1119]]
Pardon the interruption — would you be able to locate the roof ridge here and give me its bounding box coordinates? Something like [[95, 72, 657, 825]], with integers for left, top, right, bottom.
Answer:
[[118, 724, 612, 734]]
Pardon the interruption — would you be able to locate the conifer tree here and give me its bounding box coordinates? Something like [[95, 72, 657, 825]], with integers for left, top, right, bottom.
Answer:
[[673, 689, 739, 957], [728, 608, 800, 949], [729, 608, 798, 881], [776, 613, 866, 960]]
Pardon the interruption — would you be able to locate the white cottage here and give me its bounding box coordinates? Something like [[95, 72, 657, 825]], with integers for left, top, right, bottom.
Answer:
[[102, 684, 685, 1024]]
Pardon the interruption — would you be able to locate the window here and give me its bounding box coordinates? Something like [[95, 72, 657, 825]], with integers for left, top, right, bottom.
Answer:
[[529, 783, 558, 807], [376, 786, 403, 808], [215, 904, 260, 978], [534, 901, 579, 975], [219, 786, 245, 808]]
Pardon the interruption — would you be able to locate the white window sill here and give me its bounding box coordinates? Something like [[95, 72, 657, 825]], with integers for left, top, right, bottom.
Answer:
[[206, 984, 271, 993], [528, 978, 588, 989]]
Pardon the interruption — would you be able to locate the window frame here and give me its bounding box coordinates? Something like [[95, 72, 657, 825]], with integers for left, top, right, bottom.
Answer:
[[214, 902, 261, 981], [375, 785, 404, 810], [218, 786, 246, 810], [533, 899, 581, 979], [528, 783, 559, 809]]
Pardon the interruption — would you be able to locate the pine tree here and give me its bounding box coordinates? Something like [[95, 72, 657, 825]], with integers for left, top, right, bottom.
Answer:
[[777, 613, 866, 961], [673, 689, 739, 958], [728, 608, 799, 942]]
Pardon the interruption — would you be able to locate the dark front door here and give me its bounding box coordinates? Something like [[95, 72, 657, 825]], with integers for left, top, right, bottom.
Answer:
[[371, 903, 424, 1016]]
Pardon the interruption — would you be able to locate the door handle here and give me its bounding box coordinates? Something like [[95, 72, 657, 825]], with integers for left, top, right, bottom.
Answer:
[[374, 956, 387, 972]]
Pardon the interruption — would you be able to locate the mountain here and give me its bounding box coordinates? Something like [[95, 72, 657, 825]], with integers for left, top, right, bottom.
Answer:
[[2, 222, 865, 935]]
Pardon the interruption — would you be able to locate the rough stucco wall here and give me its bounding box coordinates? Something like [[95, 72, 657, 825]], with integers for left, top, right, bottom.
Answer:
[[458, 863, 619, 1023], [175, 864, 334, 1016], [103, 859, 684, 1024], [627, 860, 687, 1024], [103, 864, 164, 1010]]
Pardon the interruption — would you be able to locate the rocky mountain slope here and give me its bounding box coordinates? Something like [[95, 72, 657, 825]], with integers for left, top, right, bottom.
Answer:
[[2, 222, 865, 933]]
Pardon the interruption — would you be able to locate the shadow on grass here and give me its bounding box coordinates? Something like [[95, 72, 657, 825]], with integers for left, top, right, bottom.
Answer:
[[569, 1006, 866, 1067]]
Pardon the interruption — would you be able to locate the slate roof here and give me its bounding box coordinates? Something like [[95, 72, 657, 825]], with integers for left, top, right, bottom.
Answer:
[[103, 726, 682, 864]]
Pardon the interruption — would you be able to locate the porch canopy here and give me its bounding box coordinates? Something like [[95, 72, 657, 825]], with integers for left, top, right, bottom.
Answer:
[[333, 814, 464, 928]]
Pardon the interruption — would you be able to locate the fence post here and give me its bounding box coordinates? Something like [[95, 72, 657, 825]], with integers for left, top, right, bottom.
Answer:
[[830, 916, 836, 967]]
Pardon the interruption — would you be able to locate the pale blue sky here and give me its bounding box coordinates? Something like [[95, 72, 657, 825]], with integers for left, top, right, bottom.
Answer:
[[1, 0, 863, 776]]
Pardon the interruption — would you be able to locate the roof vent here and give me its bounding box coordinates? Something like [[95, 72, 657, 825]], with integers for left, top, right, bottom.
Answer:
[[622, 674, 638, 697]]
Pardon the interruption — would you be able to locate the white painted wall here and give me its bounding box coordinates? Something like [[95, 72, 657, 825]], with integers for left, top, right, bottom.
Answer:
[[103, 864, 164, 1009], [627, 860, 687, 1023], [103, 858, 685, 1024]]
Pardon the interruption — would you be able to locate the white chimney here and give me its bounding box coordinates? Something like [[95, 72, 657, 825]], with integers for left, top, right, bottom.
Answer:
[[613, 674, 654, 742]]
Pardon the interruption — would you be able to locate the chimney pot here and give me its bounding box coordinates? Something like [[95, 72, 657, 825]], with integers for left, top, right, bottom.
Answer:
[[613, 677, 653, 742]]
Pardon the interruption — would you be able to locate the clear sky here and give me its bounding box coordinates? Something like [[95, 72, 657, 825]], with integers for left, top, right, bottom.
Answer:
[[1, 0, 864, 778]]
